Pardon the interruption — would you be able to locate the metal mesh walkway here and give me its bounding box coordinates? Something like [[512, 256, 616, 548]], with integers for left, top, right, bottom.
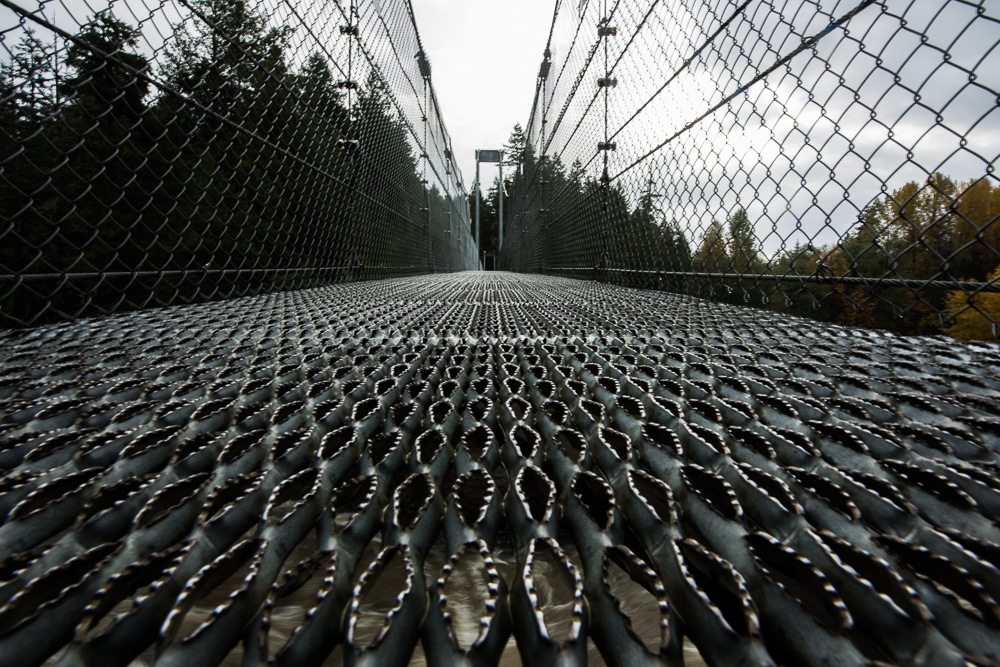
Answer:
[[1, 273, 998, 666]]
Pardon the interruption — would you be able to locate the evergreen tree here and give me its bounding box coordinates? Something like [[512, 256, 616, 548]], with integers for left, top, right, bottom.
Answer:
[[65, 12, 147, 121], [58, 12, 152, 281], [662, 218, 692, 273], [1, 30, 55, 236], [470, 179, 499, 264], [627, 177, 692, 275], [694, 219, 729, 272], [281, 52, 350, 272], [353, 74, 425, 271], [162, 0, 291, 114], [726, 208, 760, 273], [503, 122, 526, 169], [4, 28, 56, 128], [156, 0, 294, 291]]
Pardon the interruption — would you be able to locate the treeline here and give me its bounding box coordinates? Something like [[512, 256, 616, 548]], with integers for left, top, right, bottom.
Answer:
[[691, 174, 1000, 341], [0, 2, 454, 326], [500, 126, 693, 287], [504, 120, 998, 341]]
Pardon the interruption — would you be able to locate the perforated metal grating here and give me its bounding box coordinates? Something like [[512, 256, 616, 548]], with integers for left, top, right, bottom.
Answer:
[[0, 273, 999, 666]]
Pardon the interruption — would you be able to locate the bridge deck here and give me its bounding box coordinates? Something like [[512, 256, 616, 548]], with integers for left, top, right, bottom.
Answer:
[[0, 273, 999, 666]]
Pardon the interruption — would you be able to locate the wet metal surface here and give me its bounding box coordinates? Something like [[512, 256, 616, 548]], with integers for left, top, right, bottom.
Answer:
[[0, 272, 999, 666]]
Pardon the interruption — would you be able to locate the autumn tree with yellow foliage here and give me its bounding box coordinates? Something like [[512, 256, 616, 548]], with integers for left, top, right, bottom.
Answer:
[[944, 266, 1000, 341]]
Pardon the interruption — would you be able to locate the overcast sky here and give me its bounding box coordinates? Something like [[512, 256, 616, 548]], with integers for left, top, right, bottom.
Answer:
[[4, 0, 993, 255], [0, 0, 552, 190], [410, 0, 555, 190]]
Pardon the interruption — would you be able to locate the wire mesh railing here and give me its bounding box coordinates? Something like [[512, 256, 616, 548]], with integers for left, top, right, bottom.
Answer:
[[502, 0, 1000, 341], [0, 0, 475, 328]]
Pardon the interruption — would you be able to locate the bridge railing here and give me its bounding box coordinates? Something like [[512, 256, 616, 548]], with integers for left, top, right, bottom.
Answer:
[[503, 0, 1000, 341], [0, 0, 475, 327]]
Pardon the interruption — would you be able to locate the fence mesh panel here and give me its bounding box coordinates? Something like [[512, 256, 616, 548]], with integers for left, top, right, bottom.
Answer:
[[0, 0, 475, 327], [3, 3, 1000, 665], [503, 0, 1000, 341]]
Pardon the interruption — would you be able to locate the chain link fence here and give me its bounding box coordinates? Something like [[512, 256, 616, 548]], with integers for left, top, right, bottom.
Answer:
[[0, 0, 475, 328], [502, 0, 1000, 341]]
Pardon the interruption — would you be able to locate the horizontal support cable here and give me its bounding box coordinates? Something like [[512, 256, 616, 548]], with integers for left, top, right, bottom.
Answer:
[[0, 266, 425, 282], [545, 267, 1000, 292]]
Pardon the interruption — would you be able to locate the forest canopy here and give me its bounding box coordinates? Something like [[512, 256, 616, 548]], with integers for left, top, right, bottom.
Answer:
[[3, 8, 996, 341], [0, 5, 469, 326], [503, 120, 998, 342]]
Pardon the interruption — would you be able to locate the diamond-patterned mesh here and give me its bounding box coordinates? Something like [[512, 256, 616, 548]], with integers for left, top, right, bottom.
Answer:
[[2, 2, 1000, 665], [0, 0, 474, 327], [503, 0, 1000, 340]]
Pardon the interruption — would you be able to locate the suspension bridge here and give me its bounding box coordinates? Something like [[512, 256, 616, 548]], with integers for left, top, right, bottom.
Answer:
[[0, 0, 999, 665]]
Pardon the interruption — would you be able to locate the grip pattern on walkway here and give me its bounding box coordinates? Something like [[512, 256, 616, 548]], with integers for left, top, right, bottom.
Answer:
[[0, 273, 999, 666]]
